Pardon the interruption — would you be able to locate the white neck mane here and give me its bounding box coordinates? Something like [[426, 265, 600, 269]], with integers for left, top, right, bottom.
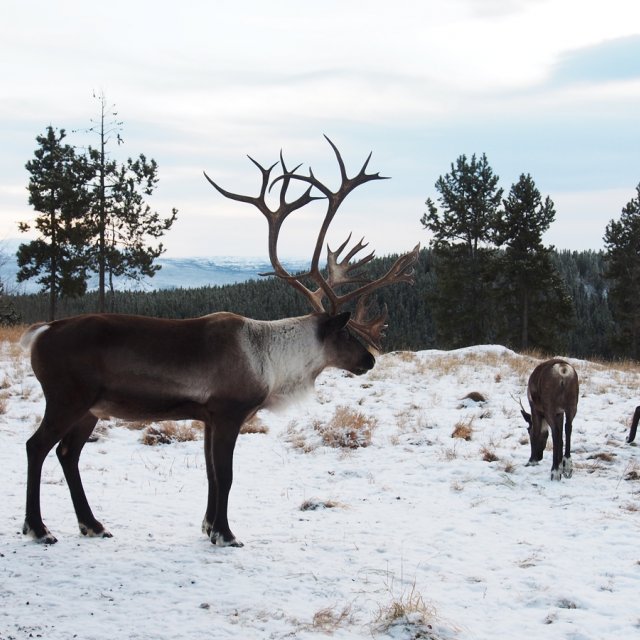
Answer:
[[240, 316, 326, 409]]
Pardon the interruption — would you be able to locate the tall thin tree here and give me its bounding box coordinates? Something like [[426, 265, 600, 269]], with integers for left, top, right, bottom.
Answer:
[[421, 153, 503, 346], [17, 127, 93, 320], [493, 173, 573, 351], [82, 92, 177, 311]]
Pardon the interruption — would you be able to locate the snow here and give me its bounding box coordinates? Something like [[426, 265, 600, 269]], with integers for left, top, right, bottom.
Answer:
[[1, 340, 639, 639]]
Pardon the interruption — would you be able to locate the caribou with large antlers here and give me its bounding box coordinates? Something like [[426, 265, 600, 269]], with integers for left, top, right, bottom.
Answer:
[[21, 137, 419, 546]]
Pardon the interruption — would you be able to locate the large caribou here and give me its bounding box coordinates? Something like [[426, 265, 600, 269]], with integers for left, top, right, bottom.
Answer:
[[520, 358, 579, 480], [20, 137, 419, 546]]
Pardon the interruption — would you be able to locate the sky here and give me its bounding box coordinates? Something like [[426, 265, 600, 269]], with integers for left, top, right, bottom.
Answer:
[[1, 0, 640, 259]]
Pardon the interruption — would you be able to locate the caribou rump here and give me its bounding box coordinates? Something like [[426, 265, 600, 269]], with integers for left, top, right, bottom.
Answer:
[[520, 358, 579, 480], [21, 137, 419, 546]]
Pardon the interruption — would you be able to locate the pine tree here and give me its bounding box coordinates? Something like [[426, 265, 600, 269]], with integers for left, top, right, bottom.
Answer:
[[17, 127, 93, 320], [603, 183, 640, 359], [84, 92, 178, 311], [421, 153, 502, 347], [493, 173, 573, 351]]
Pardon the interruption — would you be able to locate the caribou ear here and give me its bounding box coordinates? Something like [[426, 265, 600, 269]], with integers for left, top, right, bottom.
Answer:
[[521, 409, 532, 425], [320, 312, 351, 338]]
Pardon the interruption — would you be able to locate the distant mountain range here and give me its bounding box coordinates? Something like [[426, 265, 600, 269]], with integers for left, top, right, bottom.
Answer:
[[0, 253, 312, 294]]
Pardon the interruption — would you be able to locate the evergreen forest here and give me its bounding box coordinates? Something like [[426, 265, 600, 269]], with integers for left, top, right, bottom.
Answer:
[[5, 247, 619, 361]]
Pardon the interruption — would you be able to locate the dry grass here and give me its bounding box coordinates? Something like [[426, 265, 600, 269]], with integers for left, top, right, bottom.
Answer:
[[502, 460, 516, 474], [462, 391, 486, 403], [314, 405, 378, 449], [0, 324, 27, 344], [140, 421, 203, 445], [285, 420, 315, 453], [310, 604, 354, 633], [373, 580, 438, 637], [587, 451, 617, 463], [300, 498, 343, 511], [240, 414, 269, 435], [451, 418, 474, 441], [481, 445, 499, 462]]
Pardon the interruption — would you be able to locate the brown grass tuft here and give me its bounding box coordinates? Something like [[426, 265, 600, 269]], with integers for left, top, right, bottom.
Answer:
[[240, 414, 269, 435], [300, 498, 343, 511], [311, 604, 354, 632], [587, 452, 616, 463], [373, 580, 437, 636], [481, 446, 499, 462], [463, 391, 486, 403], [451, 418, 474, 441], [314, 405, 377, 449], [140, 421, 203, 445]]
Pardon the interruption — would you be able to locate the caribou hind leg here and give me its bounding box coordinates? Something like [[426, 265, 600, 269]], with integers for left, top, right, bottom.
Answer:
[[56, 413, 112, 538], [24, 413, 64, 543], [627, 406, 640, 444], [562, 411, 574, 478], [24, 394, 97, 543]]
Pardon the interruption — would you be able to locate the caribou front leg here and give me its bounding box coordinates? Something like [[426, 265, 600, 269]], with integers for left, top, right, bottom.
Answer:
[[550, 414, 564, 481], [203, 414, 244, 547]]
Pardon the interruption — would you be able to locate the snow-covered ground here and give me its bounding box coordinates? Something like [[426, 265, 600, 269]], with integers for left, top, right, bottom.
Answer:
[[1, 340, 638, 639]]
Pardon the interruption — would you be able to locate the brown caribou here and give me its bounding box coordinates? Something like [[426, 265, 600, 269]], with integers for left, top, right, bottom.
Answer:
[[520, 358, 579, 480], [20, 137, 419, 546]]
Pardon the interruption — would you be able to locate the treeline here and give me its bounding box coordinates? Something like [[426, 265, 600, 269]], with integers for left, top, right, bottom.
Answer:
[[7, 247, 618, 359]]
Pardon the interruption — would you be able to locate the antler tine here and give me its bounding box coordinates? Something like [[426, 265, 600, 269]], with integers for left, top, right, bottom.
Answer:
[[349, 297, 388, 352], [205, 154, 325, 311], [332, 243, 421, 309], [205, 139, 419, 351], [326, 233, 376, 290]]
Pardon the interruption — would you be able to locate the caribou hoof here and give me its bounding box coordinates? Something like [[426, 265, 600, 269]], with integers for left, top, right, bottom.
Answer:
[[23, 521, 58, 544], [562, 457, 573, 478], [202, 517, 213, 537], [550, 468, 562, 481], [79, 522, 112, 538], [210, 531, 244, 548], [526, 460, 539, 467]]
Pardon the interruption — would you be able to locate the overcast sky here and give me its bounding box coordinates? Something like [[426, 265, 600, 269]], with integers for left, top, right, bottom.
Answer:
[[1, 0, 639, 259]]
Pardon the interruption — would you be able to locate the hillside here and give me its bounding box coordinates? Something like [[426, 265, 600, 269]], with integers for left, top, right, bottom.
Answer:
[[1, 335, 638, 639]]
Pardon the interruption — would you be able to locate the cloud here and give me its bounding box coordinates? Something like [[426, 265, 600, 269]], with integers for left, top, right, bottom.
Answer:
[[550, 35, 640, 86]]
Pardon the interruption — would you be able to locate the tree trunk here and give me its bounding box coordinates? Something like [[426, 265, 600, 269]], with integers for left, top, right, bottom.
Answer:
[[48, 205, 56, 322]]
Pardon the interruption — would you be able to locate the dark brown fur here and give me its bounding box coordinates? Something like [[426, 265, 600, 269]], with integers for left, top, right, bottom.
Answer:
[[627, 406, 640, 444], [521, 358, 579, 480], [22, 311, 374, 546]]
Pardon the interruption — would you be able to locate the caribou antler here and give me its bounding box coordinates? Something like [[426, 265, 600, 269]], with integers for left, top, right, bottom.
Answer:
[[204, 136, 420, 350]]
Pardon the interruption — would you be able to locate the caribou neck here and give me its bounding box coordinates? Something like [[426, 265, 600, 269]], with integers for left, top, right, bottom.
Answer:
[[240, 315, 326, 407]]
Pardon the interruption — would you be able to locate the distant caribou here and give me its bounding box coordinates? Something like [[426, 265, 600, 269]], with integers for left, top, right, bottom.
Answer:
[[20, 137, 419, 546], [520, 358, 579, 480]]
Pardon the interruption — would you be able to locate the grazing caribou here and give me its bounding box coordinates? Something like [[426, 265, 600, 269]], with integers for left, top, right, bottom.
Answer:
[[21, 137, 419, 546], [627, 406, 640, 444], [520, 358, 579, 480]]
